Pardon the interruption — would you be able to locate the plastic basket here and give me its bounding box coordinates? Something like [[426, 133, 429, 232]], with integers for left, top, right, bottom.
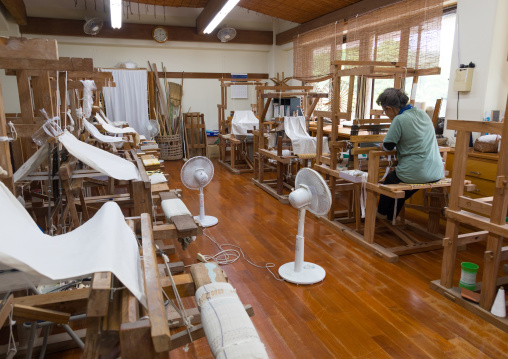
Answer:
[[155, 134, 183, 160], [32, 117, 63, 146]]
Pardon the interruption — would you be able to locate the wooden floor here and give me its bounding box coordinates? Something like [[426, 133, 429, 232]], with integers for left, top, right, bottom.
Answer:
[[56, 158, 508, 358]]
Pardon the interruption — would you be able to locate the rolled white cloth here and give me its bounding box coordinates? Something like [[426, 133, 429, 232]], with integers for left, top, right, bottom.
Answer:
[[161, 199, 191, 220], [149, 173, 167, 184], [196, 282, 269, 359]]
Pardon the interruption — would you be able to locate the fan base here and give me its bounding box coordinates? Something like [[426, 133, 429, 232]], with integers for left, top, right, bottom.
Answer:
[[278, 262, 326, 285], [194, 215, 218, 228]]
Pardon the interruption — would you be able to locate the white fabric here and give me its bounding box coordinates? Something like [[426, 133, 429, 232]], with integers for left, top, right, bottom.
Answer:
[[196, 282, 268, 359], [477, 134, 500, 143], [13, 144, 48, 183], [83, 119, 125, 144], [59, 131, 141, 181], [80, 80, 96, 119], [95, 114, 138, 135], [102, 69, 150, 138], [339, 170, 366, 184], [149, 173, 167, 184], [283, 116, 330, 155], [231, 111, 258, 136], [100, 109, 128, 127], [0, 182, 146, 307], [161, 199, 191, 220], [269, 149, 291, 157]]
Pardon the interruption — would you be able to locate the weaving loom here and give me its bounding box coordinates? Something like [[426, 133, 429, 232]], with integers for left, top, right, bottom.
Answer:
[[283, 116, 329, 157], [0, 181, 146, 304], [231, 110, 258, 136], [252, 74, 328, 203]]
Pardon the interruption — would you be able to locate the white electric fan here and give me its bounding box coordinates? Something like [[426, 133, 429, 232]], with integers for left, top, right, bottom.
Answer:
[[144, 119, 160, 140], [180, 156, 218, 227], [279, 168, 332, 285]]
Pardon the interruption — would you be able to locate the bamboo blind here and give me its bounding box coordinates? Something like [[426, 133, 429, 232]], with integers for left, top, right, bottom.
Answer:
[[293, 0, 444, 81]]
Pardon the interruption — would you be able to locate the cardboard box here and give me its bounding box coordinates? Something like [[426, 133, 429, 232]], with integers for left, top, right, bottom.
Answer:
[[207, 136, 218, 145], [208, 144, 219, 158]]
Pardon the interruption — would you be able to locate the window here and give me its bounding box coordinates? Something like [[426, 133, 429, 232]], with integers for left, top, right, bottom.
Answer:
[[372, 12, 456, 116]]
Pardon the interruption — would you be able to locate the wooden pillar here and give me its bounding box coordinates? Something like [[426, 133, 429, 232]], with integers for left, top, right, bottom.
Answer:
[[479, 96, 508, 309], [32, 71, 54, 117], [0, 78, 14, 191], [440, 130, 470, 288], [15, 70, 35, 167]]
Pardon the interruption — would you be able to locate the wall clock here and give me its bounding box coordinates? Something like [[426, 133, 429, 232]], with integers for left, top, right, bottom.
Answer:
[[152, 26, 168, 43]]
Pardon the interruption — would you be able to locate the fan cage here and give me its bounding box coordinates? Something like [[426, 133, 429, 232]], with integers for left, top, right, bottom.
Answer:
[[84, 18, 103, 35], [218, 27, 237, 42], [180, 156, 214, 189], [294, 168, 331, 216]]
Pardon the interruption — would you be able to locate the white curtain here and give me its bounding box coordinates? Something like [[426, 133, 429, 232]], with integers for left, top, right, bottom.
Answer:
[[102, 69, 150, 138]]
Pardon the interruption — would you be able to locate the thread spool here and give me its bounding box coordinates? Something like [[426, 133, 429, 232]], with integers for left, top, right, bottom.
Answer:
[[459, 262, 479, 291], [491, 286, 506, 318]]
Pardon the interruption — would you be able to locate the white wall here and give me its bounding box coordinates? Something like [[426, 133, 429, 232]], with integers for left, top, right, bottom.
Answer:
[[0, 6, 21, 115], [0, 9, 299, 131], [1, 33, 271, 131], [444, 0, 508, 142], [484, 0, 508, 116]]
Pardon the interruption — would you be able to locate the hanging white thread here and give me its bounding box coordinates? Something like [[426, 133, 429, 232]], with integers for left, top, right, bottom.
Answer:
[[0, 122, 18, 142], [360, 171, 368, 218], [6, 304, 17, 359], [380, 155, 392, 182], [161, 253, 193, 342]]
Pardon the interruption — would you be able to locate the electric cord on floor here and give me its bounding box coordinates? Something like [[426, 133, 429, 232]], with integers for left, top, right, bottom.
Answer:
[[199, 229, 284, 281]]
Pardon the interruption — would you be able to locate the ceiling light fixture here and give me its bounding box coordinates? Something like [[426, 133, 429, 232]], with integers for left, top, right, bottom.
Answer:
[[203, 0, 240, 34], [110, 0, 122, 29]]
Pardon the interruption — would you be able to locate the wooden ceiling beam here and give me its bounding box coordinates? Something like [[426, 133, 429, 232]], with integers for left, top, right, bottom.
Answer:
[[0, 57, 93, 71], [0, 37, 58, 60], [196, 0, 228, 35], [20, 17, 272, 45], [0, 0, 27, 25], [276, 0, 404, 45]]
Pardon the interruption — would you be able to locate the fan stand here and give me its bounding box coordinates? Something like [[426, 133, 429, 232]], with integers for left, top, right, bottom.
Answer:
[[279, 208, 326, 285], [195, 186, 218, 228]]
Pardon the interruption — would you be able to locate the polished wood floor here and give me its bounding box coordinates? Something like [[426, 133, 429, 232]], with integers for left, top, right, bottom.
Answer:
[[55, 159, 508, 358]]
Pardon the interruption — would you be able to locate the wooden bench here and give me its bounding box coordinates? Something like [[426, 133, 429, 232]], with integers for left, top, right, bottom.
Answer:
[[362, 148, 476, 262]]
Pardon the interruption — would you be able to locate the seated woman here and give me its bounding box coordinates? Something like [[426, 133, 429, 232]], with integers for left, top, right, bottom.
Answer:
[[376, 88, 444, 220]]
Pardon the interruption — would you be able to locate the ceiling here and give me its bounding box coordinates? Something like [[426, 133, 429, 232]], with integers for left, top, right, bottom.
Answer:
[[5, 0, 364, 30], [2, 0, 452, 45]]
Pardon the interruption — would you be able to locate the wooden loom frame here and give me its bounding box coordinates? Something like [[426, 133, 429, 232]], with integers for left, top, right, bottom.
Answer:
[[252, 75, 328, 203], [217, 78, 264, 174], [430, 94, 508, 333], [313, 60, 457, 262]]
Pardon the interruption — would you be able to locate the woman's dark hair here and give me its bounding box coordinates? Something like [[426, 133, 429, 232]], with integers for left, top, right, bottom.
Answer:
[[376, 88, 409, 109]]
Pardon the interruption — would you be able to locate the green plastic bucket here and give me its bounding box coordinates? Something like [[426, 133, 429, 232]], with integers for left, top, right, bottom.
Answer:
[[459, 262, 479, 291]]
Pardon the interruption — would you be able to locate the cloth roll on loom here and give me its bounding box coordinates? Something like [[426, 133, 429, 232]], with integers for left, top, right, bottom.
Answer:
[[161, 198, 191, 218], [196, 282, 269, 359]]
